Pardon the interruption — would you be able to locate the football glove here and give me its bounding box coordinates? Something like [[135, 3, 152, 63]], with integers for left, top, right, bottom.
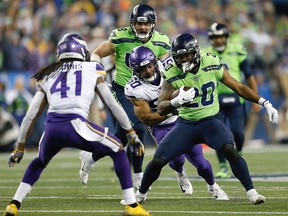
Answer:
[[8, 148, 24, 167], [126, 131, 144, 157], [171, 86, 196, 108], [263, 101, 279, 124]]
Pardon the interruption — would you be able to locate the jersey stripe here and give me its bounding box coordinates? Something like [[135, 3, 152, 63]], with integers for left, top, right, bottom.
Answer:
[[111, 38, 137, 44], [167, 73, 187, 84], [202, 64, 222, 72]]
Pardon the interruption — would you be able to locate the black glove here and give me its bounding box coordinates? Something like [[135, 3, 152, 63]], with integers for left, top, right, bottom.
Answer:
[[8, 148, 24, 167]]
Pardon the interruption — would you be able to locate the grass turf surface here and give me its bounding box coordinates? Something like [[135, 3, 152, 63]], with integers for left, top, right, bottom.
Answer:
[[1, 144, 288, 215]]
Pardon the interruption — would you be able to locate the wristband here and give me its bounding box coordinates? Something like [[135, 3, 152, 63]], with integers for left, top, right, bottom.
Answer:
[[167, 113, 174, 118], [171, 98, 180, 108], [258, 97, 267, 106], [90, 53, 102, 63]]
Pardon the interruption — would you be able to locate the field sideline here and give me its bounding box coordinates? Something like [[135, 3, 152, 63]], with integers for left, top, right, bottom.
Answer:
[[1, 144, 288, 215]]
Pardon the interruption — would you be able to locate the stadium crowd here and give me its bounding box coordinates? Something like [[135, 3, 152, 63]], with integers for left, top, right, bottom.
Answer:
[[0, 0, 287, 149]]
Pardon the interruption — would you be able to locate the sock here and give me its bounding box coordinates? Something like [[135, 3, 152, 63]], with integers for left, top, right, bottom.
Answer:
[[13, 182, 32, 203], [134, 172, 143, 179], [122, 188, 136, 205]]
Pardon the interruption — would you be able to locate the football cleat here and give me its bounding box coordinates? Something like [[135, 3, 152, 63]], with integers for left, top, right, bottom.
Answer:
[[79, 151, 94, 184], [208, 183, 229, 200], [215, 168, 231, 179], [247, 189, 266, 205], [4, 204, 19, 216], [135, 190, 147, 203], [134, 176, 151, 191], [133, 176, 142, 190], [175, 168, 193, 195], [124, 203, 151, 216]]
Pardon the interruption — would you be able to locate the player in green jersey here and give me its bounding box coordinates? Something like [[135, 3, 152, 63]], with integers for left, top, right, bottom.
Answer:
[[204, 23, 261, 178], [79, 4, 170, 189], [135, 33, 278, 205]]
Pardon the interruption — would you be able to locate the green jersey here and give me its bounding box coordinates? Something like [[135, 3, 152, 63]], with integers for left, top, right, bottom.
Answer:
[[204, 43, 247, 96], [162, 52, 224, 121], [109, 27, 171, 87]]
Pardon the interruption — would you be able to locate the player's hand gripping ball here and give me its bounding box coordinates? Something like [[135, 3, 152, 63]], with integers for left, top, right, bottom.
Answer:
[[170, 86, 195, 108]]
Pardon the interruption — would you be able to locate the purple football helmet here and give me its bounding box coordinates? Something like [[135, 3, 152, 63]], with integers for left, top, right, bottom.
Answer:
[[57, 33, 89, 61], [129, 46, 160, 83]]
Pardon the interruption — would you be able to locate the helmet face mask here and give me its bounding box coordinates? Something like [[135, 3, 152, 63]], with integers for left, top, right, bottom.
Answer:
[[208, 23, 229, 52], [129, 46, 160, 83], [171, 33, 200, 73], [57, 33, 90, 61], [130, 4, 157, 41]]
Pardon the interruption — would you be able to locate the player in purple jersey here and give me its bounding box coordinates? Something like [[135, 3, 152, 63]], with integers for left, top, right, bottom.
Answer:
[[123, 46, 229, 202], [4, 33, 150, 216], [80, 4, 171, 189]]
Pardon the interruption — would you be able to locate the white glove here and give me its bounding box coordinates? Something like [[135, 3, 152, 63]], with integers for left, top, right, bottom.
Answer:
[[171, 86, 196, 108], [263, 101, 278, 123]]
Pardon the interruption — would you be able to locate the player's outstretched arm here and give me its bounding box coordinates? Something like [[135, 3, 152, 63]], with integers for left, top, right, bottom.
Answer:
[[90, 40, 115, 62], [9, 90, 47, 167], [96, 77, 144, 156], [221, 68, 278, 123]]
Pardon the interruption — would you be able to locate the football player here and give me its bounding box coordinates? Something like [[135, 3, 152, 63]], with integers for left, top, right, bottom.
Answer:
[[136, 33, 278, 205], [123, 45, 229, 202], [79, 4, 171, 189], [204, 23, 261, 178], [4, 33, 150, 216]]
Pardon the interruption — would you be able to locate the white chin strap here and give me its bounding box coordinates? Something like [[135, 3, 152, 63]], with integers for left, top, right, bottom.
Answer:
[[181, 62, 195, 73], [136, 32, 150, 41]]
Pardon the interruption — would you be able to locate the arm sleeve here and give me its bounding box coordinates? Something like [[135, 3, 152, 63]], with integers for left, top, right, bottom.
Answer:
[[240, 58, 253, 79], [97, 82, 132, 130], [18, 91, 45, 143]]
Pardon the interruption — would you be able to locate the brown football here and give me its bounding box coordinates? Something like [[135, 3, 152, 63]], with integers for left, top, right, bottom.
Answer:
[[170, 86, 191, 99]]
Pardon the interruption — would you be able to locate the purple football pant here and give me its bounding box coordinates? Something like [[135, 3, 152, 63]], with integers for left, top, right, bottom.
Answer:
[[150, 122, 214, 185], [22, 115, 133, 190]]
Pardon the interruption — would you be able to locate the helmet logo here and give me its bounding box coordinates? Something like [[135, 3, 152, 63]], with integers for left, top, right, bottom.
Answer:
[[136, 17, 148, 22]]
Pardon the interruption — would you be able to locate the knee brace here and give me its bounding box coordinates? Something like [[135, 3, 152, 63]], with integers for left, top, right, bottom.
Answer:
[[220, 144, 241, 162], [151, 156, 168, 170]]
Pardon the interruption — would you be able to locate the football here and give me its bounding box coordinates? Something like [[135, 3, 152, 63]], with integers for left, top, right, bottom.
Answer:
[[170, 86, 192, 99]]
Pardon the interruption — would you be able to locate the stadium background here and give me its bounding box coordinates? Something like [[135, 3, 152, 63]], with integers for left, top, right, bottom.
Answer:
[[0, 0, 287, 148]]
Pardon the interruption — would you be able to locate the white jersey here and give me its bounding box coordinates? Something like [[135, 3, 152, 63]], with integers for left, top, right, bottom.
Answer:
[[125, 75, 177, 126], [39, 61, 106, 119]]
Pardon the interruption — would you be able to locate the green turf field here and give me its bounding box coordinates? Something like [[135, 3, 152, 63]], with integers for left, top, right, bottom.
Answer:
[[1, 145, 288, 215]]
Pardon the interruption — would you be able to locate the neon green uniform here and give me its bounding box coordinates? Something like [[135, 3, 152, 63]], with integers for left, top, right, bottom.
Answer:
[[109, 27, 170, 87], [204, 44, 247, 103], [163, 52, 224, 121]]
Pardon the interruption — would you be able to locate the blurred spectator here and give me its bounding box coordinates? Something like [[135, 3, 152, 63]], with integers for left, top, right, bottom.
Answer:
[[1, 29, 31, 71], [6, 75, 33, 125], [0, 80, 7, 110]]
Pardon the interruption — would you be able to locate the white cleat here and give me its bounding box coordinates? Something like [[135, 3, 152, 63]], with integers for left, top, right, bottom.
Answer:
[[208, 183, 229, 200], [134, 176, 151, 191], [133, 176, 142, 190], [175, 168, 193, 195], [135, 190, 147, 203], [247, 189, 266, 205], [79, 151, 94, 184]]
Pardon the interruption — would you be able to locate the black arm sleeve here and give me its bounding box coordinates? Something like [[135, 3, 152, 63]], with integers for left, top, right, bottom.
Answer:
[[240, 58, 253, 79]]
